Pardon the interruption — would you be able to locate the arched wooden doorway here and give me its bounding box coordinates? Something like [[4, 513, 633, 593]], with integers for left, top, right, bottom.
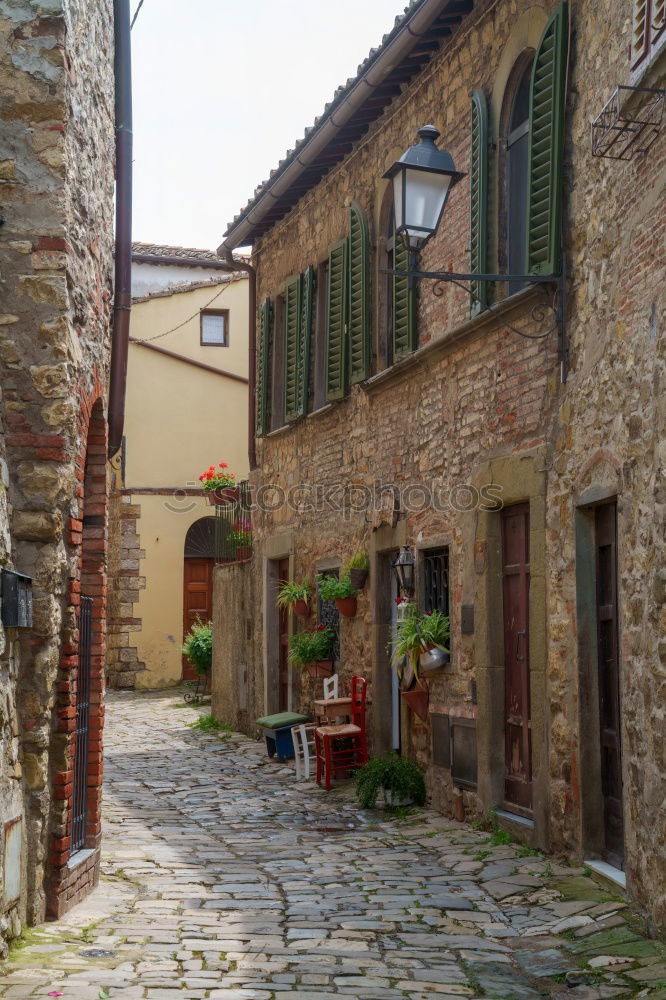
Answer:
[[182, 517, 216, 680]]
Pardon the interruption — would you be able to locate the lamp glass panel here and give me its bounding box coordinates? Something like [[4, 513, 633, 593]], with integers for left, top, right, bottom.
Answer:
[[403, 167, 451, 239]]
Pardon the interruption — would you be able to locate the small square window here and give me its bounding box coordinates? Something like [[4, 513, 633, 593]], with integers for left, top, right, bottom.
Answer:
[[200, 310, 228, 346]]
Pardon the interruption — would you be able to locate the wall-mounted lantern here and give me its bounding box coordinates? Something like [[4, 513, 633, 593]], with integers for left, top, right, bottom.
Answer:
[[392, 545, 415, 597], [1, 570, 33, 628]]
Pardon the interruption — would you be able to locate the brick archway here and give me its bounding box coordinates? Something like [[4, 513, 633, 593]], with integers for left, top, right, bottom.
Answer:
[[48, 388, 108, 918]]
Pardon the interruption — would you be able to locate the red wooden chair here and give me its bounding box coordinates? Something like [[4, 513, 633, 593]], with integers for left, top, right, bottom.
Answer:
[[314, 676, 368, 790]]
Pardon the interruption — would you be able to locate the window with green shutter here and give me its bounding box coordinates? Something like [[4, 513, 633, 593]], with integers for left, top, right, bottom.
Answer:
[[469, 89, 489, 316], [326, 239, 348, 401], [348, 202, 370, 383], [393, 228, 417, 360], [283, 276, 301, 423], [526, 1, 568, 276], [256, 298, 272, 438]]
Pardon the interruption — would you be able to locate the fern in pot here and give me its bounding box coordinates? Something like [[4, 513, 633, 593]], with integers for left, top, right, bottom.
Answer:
[[355, 753, 427, 809], [276, 580, 311, 618]]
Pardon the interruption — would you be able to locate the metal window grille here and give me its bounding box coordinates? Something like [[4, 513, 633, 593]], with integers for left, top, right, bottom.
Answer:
[[423, 547, 449, 614], [72, 595, 92, 853], [214, 481, 253, 563]]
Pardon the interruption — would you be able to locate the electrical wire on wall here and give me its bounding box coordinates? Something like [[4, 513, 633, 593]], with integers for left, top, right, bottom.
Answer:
[[131, 280, 233, 344]]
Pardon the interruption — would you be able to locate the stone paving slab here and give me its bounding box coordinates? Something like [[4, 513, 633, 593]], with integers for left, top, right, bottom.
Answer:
[[1, 690, 664, 999]]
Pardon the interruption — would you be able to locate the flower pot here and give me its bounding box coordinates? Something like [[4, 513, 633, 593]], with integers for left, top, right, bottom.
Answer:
[[335, 595, 357, 618], [419, 644, 449, 672], [235, 545, 252, 561], [401, 681, 429, 721], [349, 568, 369, 590], [207, 486, 238, 505], [384, 789, 413, 808], [305, 660, 334, 678], [294, 599, 310, 618]]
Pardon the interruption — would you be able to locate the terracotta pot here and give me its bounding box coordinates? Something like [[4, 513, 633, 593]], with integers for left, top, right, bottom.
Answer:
[[335, 595, 357, 618], [401, 681, 429, 721], [305, 660, 334, 678], [235, 545, 252, 561], [207, 486, 238, 505], [294, 598, 310, 618], [349, 568, 369, 590]]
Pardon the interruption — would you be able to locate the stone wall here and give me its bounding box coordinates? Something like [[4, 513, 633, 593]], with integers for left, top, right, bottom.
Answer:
[[218, 0, 665, 935], [107, 490, 146, 689], [0, 0, 115, 950], [212, 561, 260, 734]]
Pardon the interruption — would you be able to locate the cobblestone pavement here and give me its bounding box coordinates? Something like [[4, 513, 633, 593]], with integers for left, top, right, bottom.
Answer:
[[2, 690, 665, 1000]]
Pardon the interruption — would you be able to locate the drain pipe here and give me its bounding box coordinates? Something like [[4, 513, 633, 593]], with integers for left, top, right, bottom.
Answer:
[[219, 248, 257, 472], [108, 0, 133, 458]]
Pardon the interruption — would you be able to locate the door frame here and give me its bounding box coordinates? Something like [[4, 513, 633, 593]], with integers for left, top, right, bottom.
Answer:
[[182, 556, 214, 681], [263, 532, 294, 715], [370, 520, 407, 755], [576, 489, 625, 871]]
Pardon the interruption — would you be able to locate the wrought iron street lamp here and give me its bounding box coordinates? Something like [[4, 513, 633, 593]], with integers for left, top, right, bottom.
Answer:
[[383, 125, 465, 252], [392, 545, 415, 597], [383, 126, 566, 374]]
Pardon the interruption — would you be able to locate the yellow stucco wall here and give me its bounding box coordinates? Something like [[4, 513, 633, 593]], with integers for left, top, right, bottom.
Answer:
[[122, 276, 249, 688]]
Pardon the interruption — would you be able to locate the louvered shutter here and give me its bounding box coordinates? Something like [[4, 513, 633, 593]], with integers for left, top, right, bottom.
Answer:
[[326, 239, 348, 401], [298, 265, 314, 416], [651, 0, 665, 50], [526, 1, 568, 276], [631, 0, 651, 70], [257, 298, 271, 437], [348, 202, 371, 383], [393, 233, 417, 359], [469, 90, 489, 316], [284, 276, 301, 422]]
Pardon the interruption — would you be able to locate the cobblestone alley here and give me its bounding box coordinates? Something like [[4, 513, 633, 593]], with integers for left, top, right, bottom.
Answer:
[[1, 691, 664, 1000]]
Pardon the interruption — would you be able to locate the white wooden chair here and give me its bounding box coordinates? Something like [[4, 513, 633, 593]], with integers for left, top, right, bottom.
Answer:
[[323, 674, 339, 700], [292, 723, 317, 780]]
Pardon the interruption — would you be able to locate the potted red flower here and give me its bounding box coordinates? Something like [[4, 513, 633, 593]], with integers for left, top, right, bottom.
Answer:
[[198, 462, 237, 505]]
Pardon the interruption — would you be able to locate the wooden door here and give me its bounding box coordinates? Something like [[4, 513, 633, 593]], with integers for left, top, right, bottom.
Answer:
[[278, 558, 290, 712], [595, 502, 624, 868], [182, 558, 213, 680], [502, 504, 532, 810]]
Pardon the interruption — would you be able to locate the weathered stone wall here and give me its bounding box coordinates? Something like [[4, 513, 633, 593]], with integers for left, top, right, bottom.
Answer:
[[107, 490, 146, 689], [212, 561, 260, 734], [0, 0, 115, 950], [219, 0, 665, 935]]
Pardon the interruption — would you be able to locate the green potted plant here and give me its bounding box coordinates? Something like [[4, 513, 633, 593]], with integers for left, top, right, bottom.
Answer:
[[198, 462, 237, 504], [182, 620, 213, 676], [276, 580, 311, 618], [355, 753, 427, 810], [317, 573, 357, 618], [390, 605, 450, 677], [288, 625, 335, 677], [229, 517, 253, 560], [344, 550, 369, 590]]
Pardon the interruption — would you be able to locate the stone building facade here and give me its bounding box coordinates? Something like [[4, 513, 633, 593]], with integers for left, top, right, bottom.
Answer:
[[0, 0, 115, 951], [214, 0, 665, 934]]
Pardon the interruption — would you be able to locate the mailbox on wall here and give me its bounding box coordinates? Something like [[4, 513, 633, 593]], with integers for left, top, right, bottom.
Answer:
[[1, 569, 33, 628]]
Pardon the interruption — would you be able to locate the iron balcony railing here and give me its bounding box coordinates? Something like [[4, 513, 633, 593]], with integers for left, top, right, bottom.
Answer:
[[214, 480, 253, 564]]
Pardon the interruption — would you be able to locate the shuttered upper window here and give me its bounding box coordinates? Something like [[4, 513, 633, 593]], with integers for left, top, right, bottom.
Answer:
[[631, 0, 666, 80], [348, 202, 371, 383], [325, 239, 348, 402], [256, 298, 272, 438], [469, 90, 489, 315], [525, 1, 568, 277], [283, 266, 314, 423]]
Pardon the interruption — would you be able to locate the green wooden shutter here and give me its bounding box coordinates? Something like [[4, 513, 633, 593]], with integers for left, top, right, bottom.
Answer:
[[348, 202, 370, 383], [298, 265, 314, 416], [257, 298, 271, 437], [326, 239, 348, 401], [284, 276, 301, 422], [393, 233, 417, 360], [631, 0, 650, 70], [469, 89, 489, 316], [526, 1, 568, 276]]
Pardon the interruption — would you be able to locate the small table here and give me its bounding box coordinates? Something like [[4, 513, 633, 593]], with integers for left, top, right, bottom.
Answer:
[[313, 697, 353, 722], [255, 712, 310, 762]]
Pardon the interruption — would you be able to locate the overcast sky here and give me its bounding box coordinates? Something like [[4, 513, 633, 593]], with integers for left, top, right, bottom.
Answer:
[[131, 0, 403, 251]]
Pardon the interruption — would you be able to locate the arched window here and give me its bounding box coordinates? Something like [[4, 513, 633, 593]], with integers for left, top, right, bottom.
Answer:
[[184, 517, 216, 558], [506, 58, 533, 294]]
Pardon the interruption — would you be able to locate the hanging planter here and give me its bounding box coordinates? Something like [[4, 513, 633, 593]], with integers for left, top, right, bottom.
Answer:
[[294, 599, 310, 618], [306, 660, 334, 678], [208, 486, 238, 505], [344, 550, 370, 591], [349, 568, 369, 590], [199, 462, 238, 504], [401, 680, 429, 721], [317, 573, 357, 619], [276, 581, 312, 619], [335, 595, 357, 618], [235, 545, 252, 561]]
